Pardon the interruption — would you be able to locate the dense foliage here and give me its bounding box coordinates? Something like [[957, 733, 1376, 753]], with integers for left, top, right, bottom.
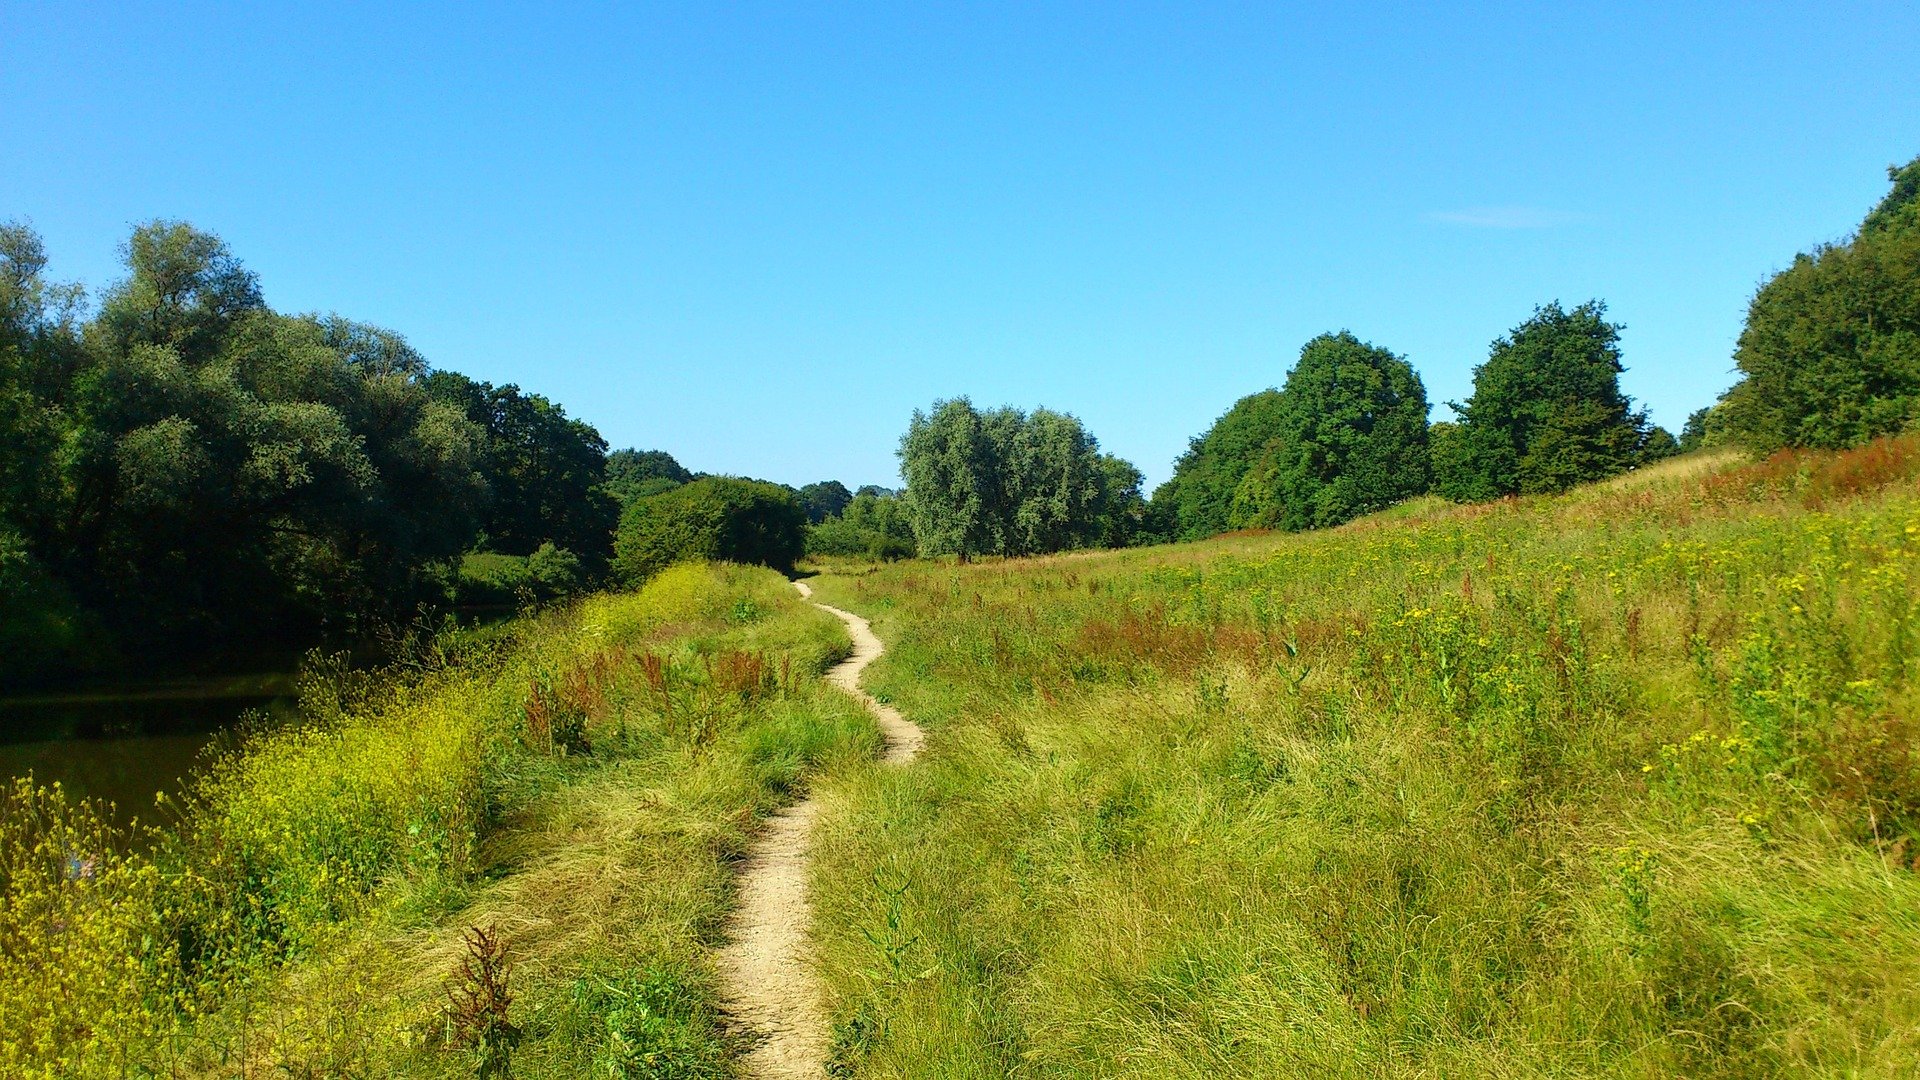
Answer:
[[604, 448, 693, 505], [897, 398, 1143, 558], [805, 490, 917, 560], [613, 476, 807, 583], [424, 371, 618, 570], [1152, 389, 1287, 540], [1435, 301, 1664, 500], [0, 221, 624, 685], [798, 480, 854, 524], [1722, 155, 1920, 452], [1228, 332, 1430, 531]]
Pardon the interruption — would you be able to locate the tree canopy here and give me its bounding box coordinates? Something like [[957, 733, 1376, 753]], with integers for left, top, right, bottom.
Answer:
[[1228, 332, 1430, 531], [0, 220, 630, 684], [423, 371, 618, 568], [899, 398, 1139, 558], [1151, 390, 1288, 540], [1435, 301, 1652, 500], [1721, 155, 1920, 452], [797, 480, 853, 524], [805, 490, 917, 560], [605, 448, 693, 504]]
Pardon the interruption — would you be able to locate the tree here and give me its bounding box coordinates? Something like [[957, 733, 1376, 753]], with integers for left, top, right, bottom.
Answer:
[[613, 477, 807, 584], [0, 221, 555, 681], [1679, 408, 1712, 452], [1722, 155, 1920, 452], [1091, 455, 1147, 547], [0, 222, 83, 546], [1227, 332, 1429, 531], [1640, 426, 1680, 463], [605, 449, 693, 504], [424, 372, 618, 567], [806, 491, 916, 560], [1156, 390, 1288, 539], [797, 480, 853, 524], [1002, 407, 1107, 555], [1436, 301, 1649, 499], [899, 399, 1001, 559], [88, 220, 263, 365], [899, 398, 1134, 557]]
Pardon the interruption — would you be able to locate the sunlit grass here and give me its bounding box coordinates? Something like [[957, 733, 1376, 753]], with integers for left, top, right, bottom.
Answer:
[[807, 432, 1920, 1078], [0, 561, 873, 1077]]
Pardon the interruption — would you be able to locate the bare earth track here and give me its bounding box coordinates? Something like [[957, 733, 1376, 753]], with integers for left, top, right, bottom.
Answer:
[[715, 580, 924, 1078]]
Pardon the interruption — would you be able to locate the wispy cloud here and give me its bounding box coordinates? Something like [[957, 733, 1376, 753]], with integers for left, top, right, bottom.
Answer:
[[1428, 206, 1582, 229]]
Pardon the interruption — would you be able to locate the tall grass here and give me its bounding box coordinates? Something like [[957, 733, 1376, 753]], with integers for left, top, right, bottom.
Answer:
[[806, 437, 1920, 1078], [0, 562, 874, 1077]]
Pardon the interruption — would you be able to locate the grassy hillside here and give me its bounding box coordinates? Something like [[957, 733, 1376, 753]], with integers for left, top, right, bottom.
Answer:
[[1, 563, 873, 1078], [807, 438, 1920, 1078]]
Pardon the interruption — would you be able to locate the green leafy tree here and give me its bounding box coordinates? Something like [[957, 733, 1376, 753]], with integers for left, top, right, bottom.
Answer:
[[424, 372, 618, 567], [613, 477, 806, 584], [1001, 407, 1107, 555], [1722, 155, 1920, 452], [0, 222, 83, 547], [899, 399, 1002, 559], [797, 480, 853, 524], [1640, 426, 1680, 463], [806, 491, 917, 560], [1436, 301, 1649, 499], [1679, 408, 1712, 452], [1156, 390, 1288, 539], [1091, 455, 1147, 547], [605, 448, 693, 504], [1228, 332, 1429, 531], [899, 398, 1134, 557], [2, 221, 507, 672]]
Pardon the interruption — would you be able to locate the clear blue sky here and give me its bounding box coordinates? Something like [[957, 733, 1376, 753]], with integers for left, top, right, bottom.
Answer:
[[4, 3, 1916, 490]]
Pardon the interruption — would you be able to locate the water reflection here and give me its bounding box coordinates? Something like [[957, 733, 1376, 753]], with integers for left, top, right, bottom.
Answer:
[[0, 674, 297, 821]]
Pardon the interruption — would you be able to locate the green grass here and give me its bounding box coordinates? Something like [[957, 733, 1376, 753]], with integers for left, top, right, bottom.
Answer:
[[805, 438, 1920, 1078], [1, 562, 875, 1078], [12, 439, 1920, 1078]]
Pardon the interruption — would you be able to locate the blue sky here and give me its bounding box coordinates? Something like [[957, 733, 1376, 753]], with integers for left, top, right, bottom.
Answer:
[[4, 3, 1916, 490]]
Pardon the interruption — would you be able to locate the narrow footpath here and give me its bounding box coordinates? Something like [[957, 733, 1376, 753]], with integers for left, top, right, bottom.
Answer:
[[715, 580, 925, 1078]]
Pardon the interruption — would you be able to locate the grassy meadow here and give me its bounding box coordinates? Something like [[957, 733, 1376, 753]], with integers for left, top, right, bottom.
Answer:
[[1, 563, 874, 1078], [805, 437, 1920, 1078]]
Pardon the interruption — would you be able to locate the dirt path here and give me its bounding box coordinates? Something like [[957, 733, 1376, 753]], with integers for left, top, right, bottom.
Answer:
[[715, 579, 924, 1078]]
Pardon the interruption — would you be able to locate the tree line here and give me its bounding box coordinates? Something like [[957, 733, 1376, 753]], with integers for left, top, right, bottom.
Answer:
[[885, 307, 1676, 558], [7, 153, 1910, 677], [0, 221, 719, 685], [888, 152, 1920, 556]]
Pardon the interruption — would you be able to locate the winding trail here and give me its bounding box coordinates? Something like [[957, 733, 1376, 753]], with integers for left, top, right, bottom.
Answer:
[[715, 579, 924, 1078]]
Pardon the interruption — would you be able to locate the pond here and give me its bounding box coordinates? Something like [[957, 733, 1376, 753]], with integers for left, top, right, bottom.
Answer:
[[0, 673, 298, 824]]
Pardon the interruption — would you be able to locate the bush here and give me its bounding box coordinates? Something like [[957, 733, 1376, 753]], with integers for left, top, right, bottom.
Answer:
[[1154, 390, 1288, 540], [806, 492, 917, 561], [614, 478, 806, 584], [0, 531, 103, 685], [455, 543, 585, 608]]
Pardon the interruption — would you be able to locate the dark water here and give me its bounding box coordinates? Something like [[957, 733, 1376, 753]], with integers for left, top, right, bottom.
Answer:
[[0, 674, 297, 822]]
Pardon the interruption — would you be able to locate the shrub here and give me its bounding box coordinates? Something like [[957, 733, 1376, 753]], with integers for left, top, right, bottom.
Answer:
[[614, 477, 807, 584], [806, 492, 917, 560]]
